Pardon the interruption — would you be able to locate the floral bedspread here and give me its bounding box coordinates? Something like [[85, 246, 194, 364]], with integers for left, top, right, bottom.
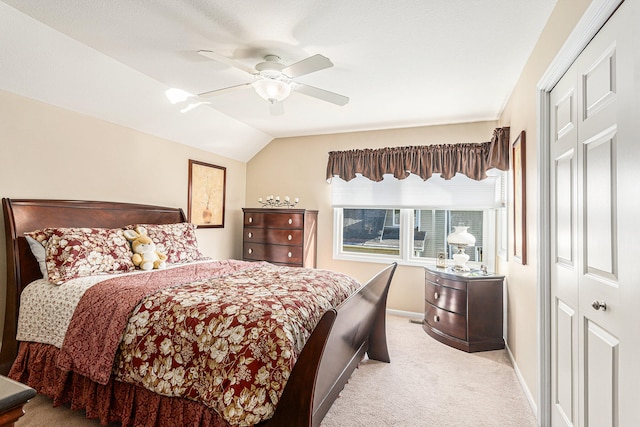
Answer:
[[57, 260, 256, 384], [60, 260, 361, 426]]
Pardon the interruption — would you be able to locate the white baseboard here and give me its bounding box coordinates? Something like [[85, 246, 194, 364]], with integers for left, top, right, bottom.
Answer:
[[386, 308, 423, 321], [390, 310, 539, 424], [505, 342, 538, 423], [390, 309, 539, 423]]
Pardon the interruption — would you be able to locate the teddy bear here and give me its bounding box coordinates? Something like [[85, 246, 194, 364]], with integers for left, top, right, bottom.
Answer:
[[123, 226, 167, 270]]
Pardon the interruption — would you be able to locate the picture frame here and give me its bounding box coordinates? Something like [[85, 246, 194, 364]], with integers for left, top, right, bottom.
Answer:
[[436, 252, 447, 268], [188, 159, 226, 228], [512, 131, 526, 264]]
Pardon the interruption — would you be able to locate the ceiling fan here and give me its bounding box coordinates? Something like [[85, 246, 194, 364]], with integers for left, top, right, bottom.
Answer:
[[197, 50, 349, 112]]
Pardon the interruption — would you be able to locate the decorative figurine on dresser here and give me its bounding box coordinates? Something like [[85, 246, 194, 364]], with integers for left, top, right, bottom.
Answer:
[[423, 266, 505, 352], [243, 197, 318, 268]]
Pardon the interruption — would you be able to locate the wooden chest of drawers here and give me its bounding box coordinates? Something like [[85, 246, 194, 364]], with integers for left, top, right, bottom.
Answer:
[[242, 208, 318, 268], [423, 267, 504, 352]]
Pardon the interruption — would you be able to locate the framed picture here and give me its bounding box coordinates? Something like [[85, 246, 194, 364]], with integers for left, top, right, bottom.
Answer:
[[188, 160, 226, 228], [512, 131, 526, 264]]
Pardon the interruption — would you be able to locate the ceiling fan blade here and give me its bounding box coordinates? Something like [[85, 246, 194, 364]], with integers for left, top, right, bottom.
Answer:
[[198, 83, 252, 98], [294, 83, 349, 106], [282, 54, 333, 78], [269, 102, 285, 116], [198, 50, 256, 75]]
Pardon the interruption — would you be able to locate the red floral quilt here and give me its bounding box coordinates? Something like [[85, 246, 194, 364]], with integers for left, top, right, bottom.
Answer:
[[58, 260, 361, 426]]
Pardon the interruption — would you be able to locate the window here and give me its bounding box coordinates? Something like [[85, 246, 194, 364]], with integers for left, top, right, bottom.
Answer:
[[336, 208, 490, 266], [332, 172, 503, 270]]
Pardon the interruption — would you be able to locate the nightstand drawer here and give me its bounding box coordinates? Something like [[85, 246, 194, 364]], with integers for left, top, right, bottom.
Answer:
[[425, 281, 467, 315], [244, 228, 303, 245], [425, 269, 466, 291], [244, 212, 304, 229], [425, 303, 466, 341], [243, 243, 302, 265]]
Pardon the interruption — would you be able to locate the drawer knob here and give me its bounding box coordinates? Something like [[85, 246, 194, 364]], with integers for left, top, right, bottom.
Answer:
[[288, 218, 293, 225], [288, 234, 292, 241], [248, 217, 253, 223], [434, 292, 439, 300], [248, 232, 253, 238], [248, 248, 253, 254], [433, 315, 440, 323], [288, 252, 292, 258]]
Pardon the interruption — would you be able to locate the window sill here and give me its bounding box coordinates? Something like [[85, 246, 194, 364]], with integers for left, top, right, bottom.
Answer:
[[333, 252, 484, 270]]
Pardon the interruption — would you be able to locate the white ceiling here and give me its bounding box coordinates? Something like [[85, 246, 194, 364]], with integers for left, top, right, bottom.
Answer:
[[0, 0, 557, 162]]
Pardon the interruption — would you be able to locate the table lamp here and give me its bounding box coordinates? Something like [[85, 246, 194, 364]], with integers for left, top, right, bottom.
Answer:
[[447, 226, 476, 271]]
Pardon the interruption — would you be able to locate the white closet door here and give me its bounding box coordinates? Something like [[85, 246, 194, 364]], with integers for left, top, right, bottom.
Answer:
[[549, 1, 639, 425], [550, 58, 579, 427]]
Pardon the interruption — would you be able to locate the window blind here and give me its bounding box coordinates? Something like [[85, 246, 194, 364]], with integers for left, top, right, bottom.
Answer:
[[331, 172, 503, 209]]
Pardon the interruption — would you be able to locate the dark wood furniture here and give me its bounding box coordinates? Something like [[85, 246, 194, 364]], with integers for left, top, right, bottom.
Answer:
[[1, 198, 396, 427], [0, 375, 36, 427], [423, 266, 504, 352], [242, 208, 318, 268]]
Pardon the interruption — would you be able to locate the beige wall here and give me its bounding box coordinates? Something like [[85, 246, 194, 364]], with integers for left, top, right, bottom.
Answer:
[[0, 89, 247, 347], [246, 121, 498, 315], [497, 0, 592, 407]]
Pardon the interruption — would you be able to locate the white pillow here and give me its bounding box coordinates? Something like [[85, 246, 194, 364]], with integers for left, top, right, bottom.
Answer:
[[25, 235, 48, 280]]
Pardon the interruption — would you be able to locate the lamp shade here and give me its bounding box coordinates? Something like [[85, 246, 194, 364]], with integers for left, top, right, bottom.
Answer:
[[253, 78, 291, 103], [447, 226, 476, 246]]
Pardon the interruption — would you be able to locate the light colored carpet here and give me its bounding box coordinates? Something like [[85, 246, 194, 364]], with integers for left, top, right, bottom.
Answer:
[[321, 315, 537, 427], [17, 315, 537, 426]]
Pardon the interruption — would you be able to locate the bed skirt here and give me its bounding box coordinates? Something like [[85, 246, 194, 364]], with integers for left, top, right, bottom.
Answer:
[[9, 342, 231, 427]]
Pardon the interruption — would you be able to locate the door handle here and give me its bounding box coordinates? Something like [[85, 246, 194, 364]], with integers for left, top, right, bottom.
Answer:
[[591, 300, 607, 311]]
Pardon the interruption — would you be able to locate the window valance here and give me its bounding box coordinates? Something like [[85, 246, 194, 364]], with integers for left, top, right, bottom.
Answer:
[[326, 127, 510, 182]]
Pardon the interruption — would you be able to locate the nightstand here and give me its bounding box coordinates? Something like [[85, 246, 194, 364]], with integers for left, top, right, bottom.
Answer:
[[423, 266, 505, 352], [0, 375, 36, 426]]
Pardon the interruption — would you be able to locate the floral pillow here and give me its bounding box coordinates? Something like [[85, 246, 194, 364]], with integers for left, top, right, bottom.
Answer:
[[25, 227, 135, 285], [126, 222, 208, 264]]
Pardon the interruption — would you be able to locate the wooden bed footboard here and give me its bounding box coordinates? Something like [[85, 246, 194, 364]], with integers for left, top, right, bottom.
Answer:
[[265, 262, 397, 427], [1, 198, 397, 427]]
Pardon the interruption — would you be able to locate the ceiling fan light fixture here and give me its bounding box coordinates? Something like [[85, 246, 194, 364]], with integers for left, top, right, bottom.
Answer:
[[165, 88, 193, 104], [253, 78, 291, 104], [197, 50, 348, 106]]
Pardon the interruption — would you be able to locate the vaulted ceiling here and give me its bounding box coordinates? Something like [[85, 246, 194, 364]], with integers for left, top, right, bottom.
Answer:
[[0, 0, 556, 161]]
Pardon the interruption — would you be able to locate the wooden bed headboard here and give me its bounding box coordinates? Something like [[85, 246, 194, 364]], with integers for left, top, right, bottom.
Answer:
[[1, 198, 186, 374]]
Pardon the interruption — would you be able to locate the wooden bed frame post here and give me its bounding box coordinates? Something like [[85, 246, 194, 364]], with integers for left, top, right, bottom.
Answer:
[[1, 198, 20, 375]]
